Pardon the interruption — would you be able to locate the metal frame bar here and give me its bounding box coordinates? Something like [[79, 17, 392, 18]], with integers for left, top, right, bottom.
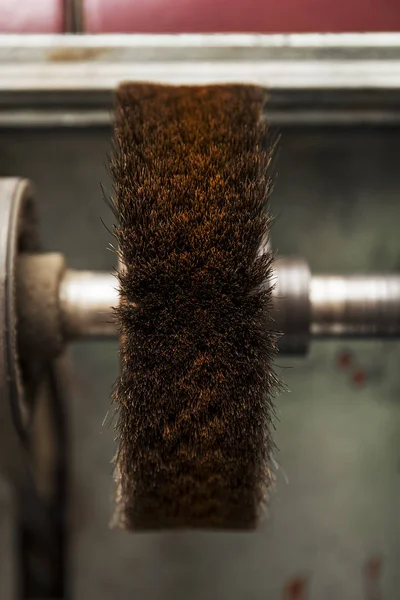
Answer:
[[1, 34, 400, 126], [2, 33, 400, 59]]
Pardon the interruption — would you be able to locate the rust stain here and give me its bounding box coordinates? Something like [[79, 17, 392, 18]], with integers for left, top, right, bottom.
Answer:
[[364, 556, 383, 600], [281, 556, 384, 599], [48, 47, 108, 62], [282, 576, 309, 600], [352, 368, 368, 387], [336, 350, 354, 370]]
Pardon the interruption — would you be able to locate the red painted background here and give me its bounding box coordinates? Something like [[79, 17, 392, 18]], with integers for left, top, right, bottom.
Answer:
[[85, 0, 400, 33], [1, 0, 400, 34], [0, 0, 64, 33]]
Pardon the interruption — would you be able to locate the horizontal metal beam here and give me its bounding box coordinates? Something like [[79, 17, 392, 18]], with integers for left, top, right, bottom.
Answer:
[[2, 33, 400, 62], [2, 108, 400, 128], [2, 60, 400, 91], [1, 34, 400, 126]]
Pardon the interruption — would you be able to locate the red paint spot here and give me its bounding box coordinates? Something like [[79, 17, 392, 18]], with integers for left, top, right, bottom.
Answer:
[[282, 576, 308, 600], [364, 556, 383, 600], [337, 351, 353, 370], [365, 556, 382, 580], [353, 369, 367, 386]]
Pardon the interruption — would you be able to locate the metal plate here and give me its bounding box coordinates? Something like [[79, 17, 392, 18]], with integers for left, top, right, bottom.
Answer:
[[0, 178, 39, 485], [0, 178, 68, 598]]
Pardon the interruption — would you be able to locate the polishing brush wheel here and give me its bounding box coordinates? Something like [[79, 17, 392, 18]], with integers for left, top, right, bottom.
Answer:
[[111, 84, 280, 530]]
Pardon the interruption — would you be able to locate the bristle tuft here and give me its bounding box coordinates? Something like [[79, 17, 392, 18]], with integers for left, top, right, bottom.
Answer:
[[111, 83, 280, 530]]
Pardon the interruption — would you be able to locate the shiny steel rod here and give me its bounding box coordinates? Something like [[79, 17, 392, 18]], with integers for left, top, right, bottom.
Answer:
[[310, 275, 400, 337], [59, 269, 118, 339], [58, 266, 400, 345]]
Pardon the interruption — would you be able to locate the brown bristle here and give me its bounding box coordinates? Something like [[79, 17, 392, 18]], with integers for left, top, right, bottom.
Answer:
[[111, 83, 280, 530]]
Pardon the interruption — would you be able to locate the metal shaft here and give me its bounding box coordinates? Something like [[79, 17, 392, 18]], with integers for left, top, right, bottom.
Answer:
[[57, 261, 400, 354], [310, 275, 400, 337], [59, 269, 118, 339]]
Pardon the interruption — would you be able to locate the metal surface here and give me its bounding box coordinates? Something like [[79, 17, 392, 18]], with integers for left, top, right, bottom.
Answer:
[[2, 58, 400, 89], [60, 269, 117, 339], [2, 33, 400, 61], [0, 179, 68, 598], [0, 481, 16, 600], [311, 275, 400, 337], [0, 178, 38, 485], [273, 257, 311, 354], [17, 253, 67, 360], [3, 107, 400, 129], [1, 34, 400, 126]]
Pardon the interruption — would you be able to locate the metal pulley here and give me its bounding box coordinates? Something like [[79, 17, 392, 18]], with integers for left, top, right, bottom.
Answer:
[[0, 178, 67, 598]]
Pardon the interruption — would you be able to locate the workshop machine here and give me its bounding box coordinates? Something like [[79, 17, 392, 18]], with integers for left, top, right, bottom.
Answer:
[[1, 29, 400, 600]]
